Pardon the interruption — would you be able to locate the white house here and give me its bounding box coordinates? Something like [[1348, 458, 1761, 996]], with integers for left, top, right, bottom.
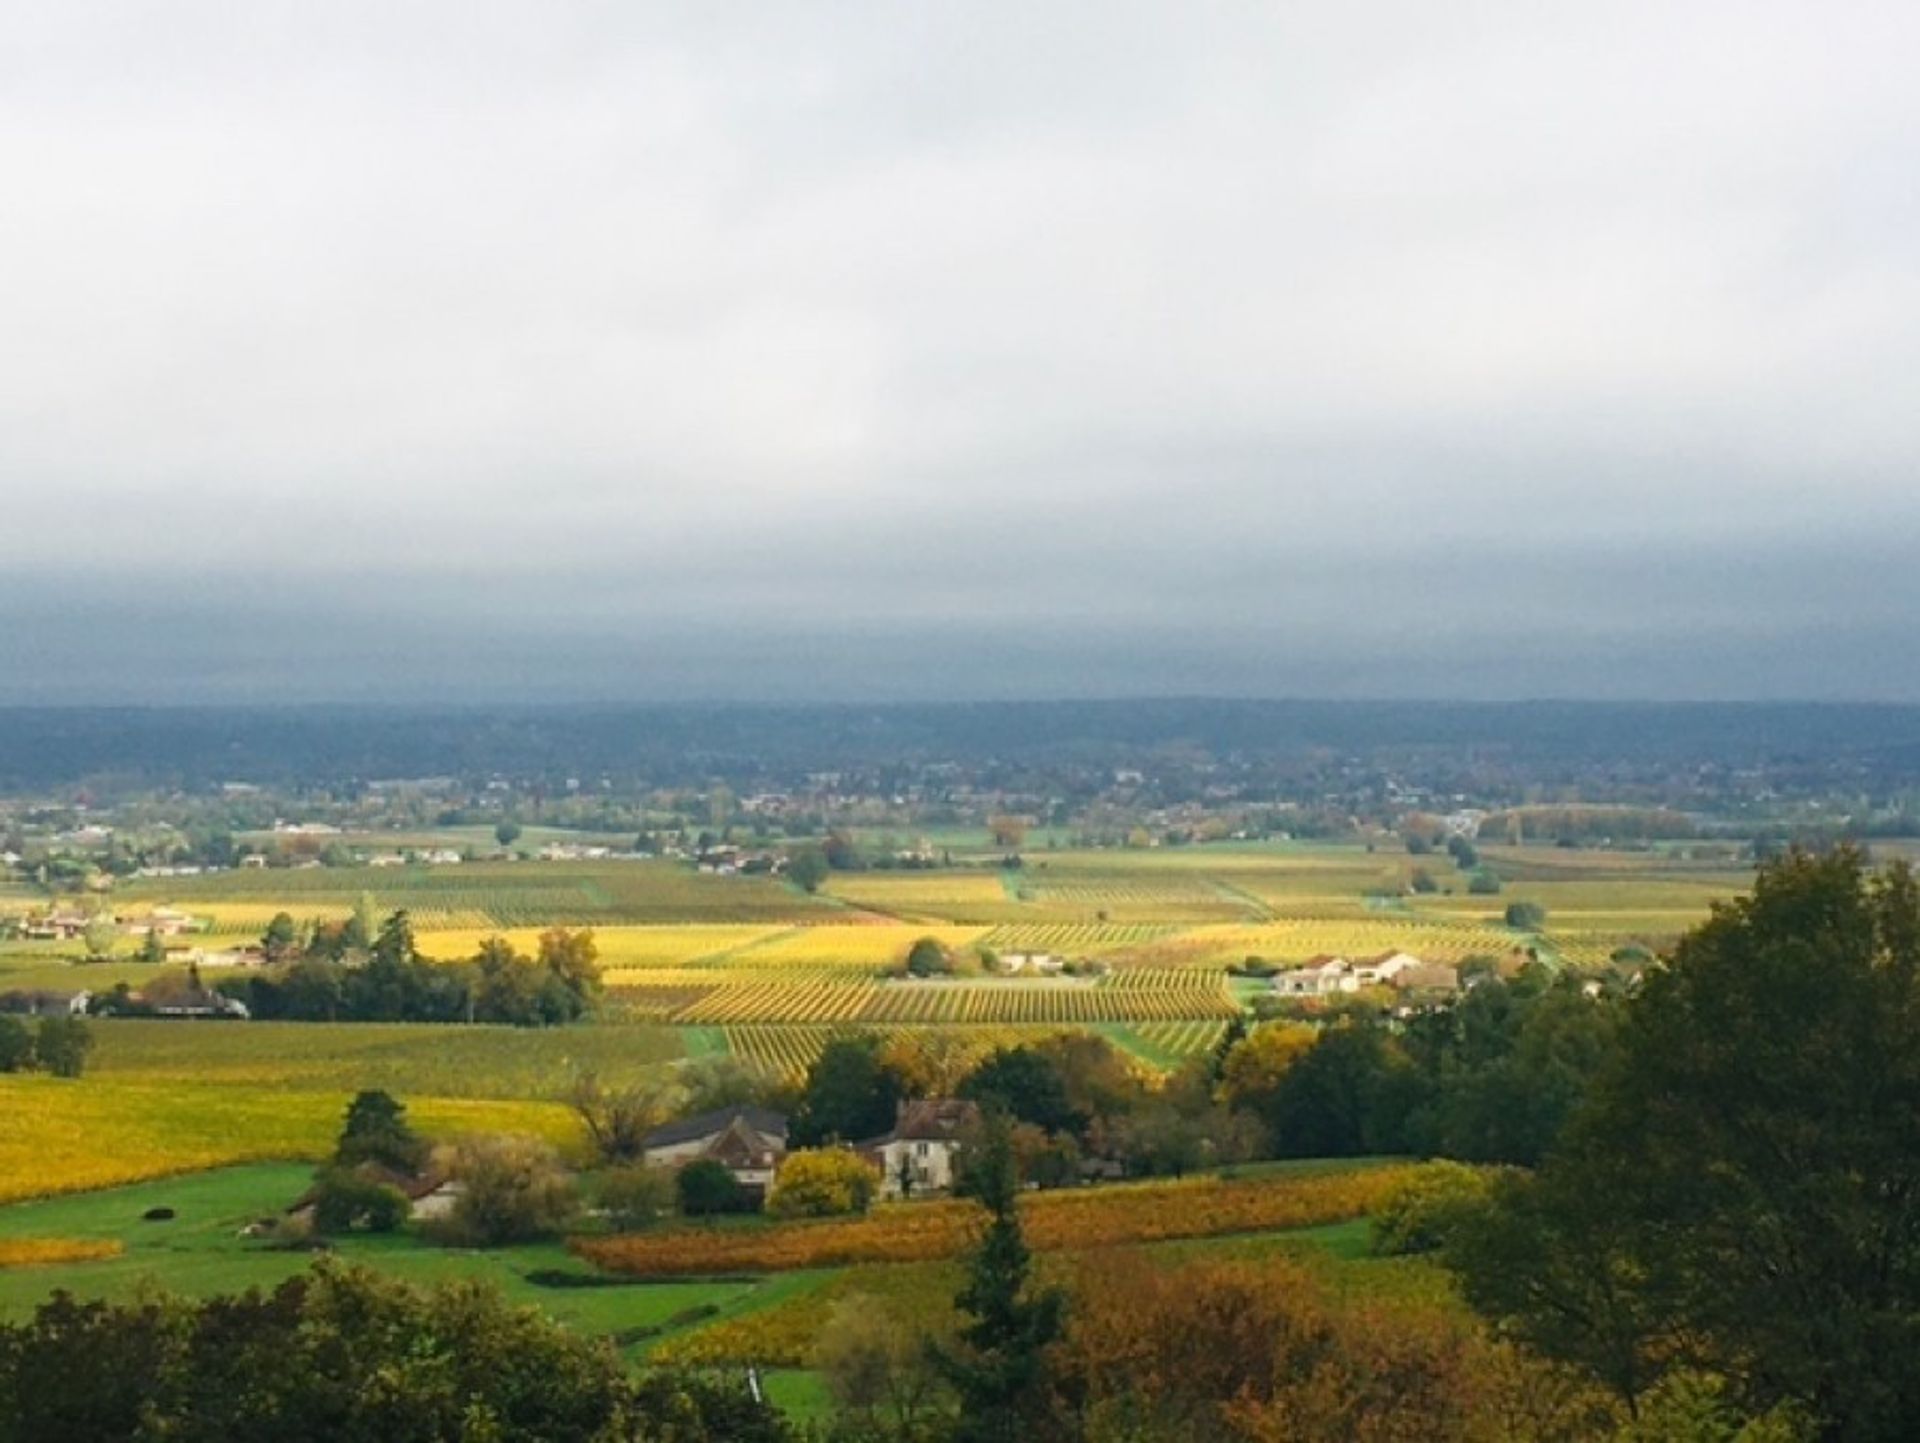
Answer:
[[1271, 956, 1362, 996], [859, 1099, 982, 1199], [1273, 951, 1448, 997]]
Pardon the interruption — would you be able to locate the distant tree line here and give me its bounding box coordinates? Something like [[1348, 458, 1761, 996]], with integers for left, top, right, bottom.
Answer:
[[213, 910, 603, 1025]]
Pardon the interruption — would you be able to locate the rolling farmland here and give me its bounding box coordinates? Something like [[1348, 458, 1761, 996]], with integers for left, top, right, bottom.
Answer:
[[6, 841, 1753, 1104]]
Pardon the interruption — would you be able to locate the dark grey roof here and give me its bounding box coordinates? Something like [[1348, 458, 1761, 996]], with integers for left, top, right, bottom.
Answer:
[[643, 1104, 789, 1150]]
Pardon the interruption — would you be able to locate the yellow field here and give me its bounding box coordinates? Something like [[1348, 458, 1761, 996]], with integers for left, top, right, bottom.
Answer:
[[1117, 917, 1523, 967], [0, 1238, 124, 1269], [415, 924, 782, 966], [718, 924, 989, 970], [0, 1076, 583, 1205], [821, 872, 1015, 921]]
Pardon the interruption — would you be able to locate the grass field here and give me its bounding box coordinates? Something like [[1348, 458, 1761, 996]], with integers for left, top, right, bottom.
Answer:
[[0, 1152, 1436, 1429], [0, 1165, 767, 1358]]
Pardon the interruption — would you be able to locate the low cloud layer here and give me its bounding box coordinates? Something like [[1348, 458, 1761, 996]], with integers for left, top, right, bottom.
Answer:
[[5, 2, 1917, 702]]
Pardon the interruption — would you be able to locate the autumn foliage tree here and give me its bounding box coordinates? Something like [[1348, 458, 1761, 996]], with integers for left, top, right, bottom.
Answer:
[[766, 1147, 881, 1219]]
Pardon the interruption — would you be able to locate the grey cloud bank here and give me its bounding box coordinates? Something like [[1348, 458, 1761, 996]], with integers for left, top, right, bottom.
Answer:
[[3, 2, 1917, 702]]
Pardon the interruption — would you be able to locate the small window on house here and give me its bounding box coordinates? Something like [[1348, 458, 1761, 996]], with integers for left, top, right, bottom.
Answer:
[[916, 1141, 929, 1157]]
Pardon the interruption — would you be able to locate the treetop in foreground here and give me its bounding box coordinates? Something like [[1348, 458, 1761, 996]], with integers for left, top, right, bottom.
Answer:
[[1452, 846, 1920, 1441]]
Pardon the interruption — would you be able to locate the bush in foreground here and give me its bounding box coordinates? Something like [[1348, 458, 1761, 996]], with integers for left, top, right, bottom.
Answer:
[[432, 1133, 578, 1247], [0, 1259, 790, 1442]]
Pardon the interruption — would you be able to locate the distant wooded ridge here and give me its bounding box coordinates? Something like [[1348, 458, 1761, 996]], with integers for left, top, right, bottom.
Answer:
[[1, 699, 1918, 791]]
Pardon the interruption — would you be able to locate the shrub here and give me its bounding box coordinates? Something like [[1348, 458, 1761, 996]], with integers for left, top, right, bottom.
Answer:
[[1505, 901, 1548, 930], [1369, 1160, 1497, 1256], [34, 1018, 92, 1079], [1468, 869, 1503, 895], [310, 1169, 410, 1235], [678, 1158, 751, 1217], [767, 1148, 881, 1219], [905, 937, 952, 978], [434, 1135, 577, 1247], [596, 1165, 677, 1232], [0, 1016, 33, 1073]]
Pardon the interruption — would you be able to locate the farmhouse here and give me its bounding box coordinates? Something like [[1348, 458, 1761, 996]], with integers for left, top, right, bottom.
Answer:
[[1271, 955, 1361, 996], [997, 952, 1064, 976], [859, 1098, 981, 1199], [642, 1105, 789, 1201], [21, 909, 94, 941], [1271, 951, 1456, 998], [286, 1165, 462, 1224]]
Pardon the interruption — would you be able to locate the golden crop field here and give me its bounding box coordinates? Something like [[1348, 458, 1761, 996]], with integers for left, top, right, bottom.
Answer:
[[414, 924, 783, 967], [978, 921, 1185, 955], [718, 923, 990, 970], [83, 1018, 686, 1097], [0, 1075, 583, 1205], [820, 871, 1019, 922], [0, 1238, 124, 1269]]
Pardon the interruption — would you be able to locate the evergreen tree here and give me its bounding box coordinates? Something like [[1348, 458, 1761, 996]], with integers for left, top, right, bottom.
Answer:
[[933, 1111, 1065, 1441], [334, 1090, 428, 1174]]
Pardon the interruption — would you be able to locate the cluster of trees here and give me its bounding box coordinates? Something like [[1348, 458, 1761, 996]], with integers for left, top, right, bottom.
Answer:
[[771, 967, 1618, 1194], [0, 1261, 790, 1443], [0, 1014, 91, 1078], [302, 1090, 595, 1247], [220, 910, 602, 1026], [1222, 966, 1619, 1167], [781, 1028, 1257, 1185]]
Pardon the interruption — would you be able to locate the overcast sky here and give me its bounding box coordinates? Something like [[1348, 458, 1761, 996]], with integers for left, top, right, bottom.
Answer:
[[4, 2, 1918, 704]]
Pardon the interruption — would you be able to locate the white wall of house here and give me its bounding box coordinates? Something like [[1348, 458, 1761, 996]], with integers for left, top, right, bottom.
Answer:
[[873, 1138, 963, 1197]]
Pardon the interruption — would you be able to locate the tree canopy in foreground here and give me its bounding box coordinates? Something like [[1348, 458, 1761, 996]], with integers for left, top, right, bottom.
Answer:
[[1452, 847, 1920, 1441], [0, 1259, 788, 1443]]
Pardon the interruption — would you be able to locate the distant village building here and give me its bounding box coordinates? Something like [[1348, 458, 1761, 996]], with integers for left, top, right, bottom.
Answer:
[[859, 1099, 981, 1199], [1271, 952, 1458, 999], [642, 1106, 789, 1203], [996, 952, 1063, 976]]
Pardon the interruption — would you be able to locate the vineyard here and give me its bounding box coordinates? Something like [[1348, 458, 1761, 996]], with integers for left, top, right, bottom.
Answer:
[[1116, 916, 1527, 968], [1006, 871, 1258, 922], [605, 970, 1238, 1028], [716, 924, 989, 970], [978, 921, 1184, 955], [416, 924, 782, 968], [579, 1162, 1421, 1276], [117, 860, 833, 930], [721, 1023, 1093, 1083], [820, 871, 1020, 922]]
